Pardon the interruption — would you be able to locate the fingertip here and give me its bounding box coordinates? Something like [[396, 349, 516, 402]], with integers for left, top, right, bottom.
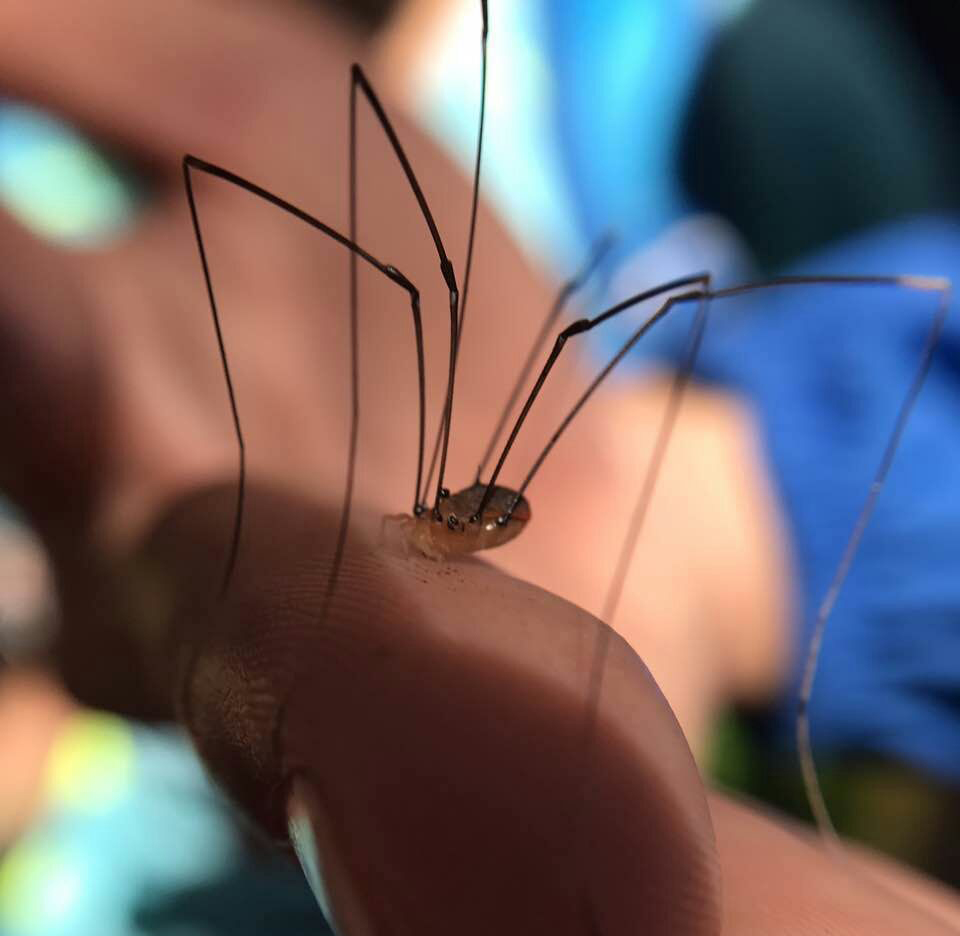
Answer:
[[156, 483, 721, 934], [278, 572, 723, 934]]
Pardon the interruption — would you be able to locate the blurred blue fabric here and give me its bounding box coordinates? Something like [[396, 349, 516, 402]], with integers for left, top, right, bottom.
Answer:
[[544, 0, 960, 782], [684, 220, 960, 781]]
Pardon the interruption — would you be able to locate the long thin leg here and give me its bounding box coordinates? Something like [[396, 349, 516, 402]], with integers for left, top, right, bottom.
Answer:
[[349, 77, 425, 518], [458, 0, 489, 358], [421, 0, 490, 503], [474, 232, 616, 482], [599, 290, 710, 626], [794, 276, 951, 846], [566, 290, 710, 925], [183, 162, 245, 596], [349, 65, 460, 514], [182, 155, 425, 594], [485, 274, 949, 524], [534, 272, 949, 857], [504, 289, 705, 513], [473, 272, 710, 520]]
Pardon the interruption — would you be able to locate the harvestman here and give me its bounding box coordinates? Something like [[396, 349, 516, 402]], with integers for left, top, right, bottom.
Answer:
[[182, 0, 950, 867]]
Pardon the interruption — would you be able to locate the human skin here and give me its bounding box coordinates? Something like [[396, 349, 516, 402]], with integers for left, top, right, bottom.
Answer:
[[0, 0, 787, 749], [127, 482, 960, 934], [0, 0, 958, 932]]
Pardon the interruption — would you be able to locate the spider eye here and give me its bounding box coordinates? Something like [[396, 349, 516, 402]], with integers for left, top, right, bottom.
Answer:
[[447, 513, 460, 530]]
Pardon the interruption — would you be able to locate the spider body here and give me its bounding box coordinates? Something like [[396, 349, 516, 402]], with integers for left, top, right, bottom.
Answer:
[[383, 482, 530, 560]]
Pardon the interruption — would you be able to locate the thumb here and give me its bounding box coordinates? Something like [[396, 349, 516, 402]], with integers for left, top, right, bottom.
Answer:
[[137, 482, 722, 936]]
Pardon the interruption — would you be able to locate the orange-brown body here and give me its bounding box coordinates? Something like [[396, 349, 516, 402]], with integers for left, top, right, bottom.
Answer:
[[381, 483, 531, 560]]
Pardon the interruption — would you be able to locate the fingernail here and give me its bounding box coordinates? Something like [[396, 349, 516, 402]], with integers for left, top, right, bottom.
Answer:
[[286, 775, 372, 936]]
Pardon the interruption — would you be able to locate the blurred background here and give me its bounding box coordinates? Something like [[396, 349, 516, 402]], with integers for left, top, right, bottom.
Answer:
[[2, 0, 959, 932]]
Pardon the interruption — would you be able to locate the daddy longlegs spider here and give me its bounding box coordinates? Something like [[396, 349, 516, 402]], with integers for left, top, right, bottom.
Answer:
[[182, 0, 950, 890]]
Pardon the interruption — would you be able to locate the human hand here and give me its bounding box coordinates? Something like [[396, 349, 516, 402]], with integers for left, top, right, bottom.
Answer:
[[0, 0, 577, 711], [7, 4, 957, 930], [1, 0, 790, 743], [0, 0, 493, 542], [132, 480, 960, 936]]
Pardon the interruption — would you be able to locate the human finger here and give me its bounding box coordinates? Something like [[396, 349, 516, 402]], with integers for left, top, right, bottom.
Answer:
[[132, 481, 722, 936]]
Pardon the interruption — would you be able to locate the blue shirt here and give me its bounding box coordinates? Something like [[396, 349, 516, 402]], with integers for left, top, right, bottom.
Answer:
[[543, 1, 960, 781]]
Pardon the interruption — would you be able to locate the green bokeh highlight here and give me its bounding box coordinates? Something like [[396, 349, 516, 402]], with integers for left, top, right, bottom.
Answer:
[[0, 102, 141, 246]]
